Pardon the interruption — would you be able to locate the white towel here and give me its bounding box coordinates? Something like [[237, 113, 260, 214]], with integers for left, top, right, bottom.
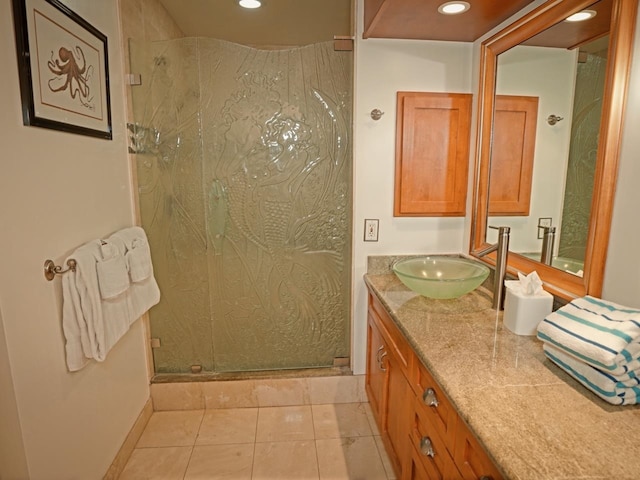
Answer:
[[61, 227, 160, 371], [126, 237, 152, 282], [96, 242, 130, 299], [537, 296, 640, 375], [543, 343, 640, 406]]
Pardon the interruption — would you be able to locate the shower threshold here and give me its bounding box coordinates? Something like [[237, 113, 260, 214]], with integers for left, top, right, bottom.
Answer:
[[151, 365, 353, 384]]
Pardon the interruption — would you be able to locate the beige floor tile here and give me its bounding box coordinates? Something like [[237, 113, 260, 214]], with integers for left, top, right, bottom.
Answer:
[[137, 410, 204, 448], [255, 378, 310, 406], [374, 435, 397, 480], [253, 440, 319, 480], [316, 437, 388, 480], [312, 403, 373, 439], [363, 402, 381, 436], [196, 408, 258, 445], [256, 405, 315, 443], [184, 444, 254, 480], [119, 446, 192, 480]]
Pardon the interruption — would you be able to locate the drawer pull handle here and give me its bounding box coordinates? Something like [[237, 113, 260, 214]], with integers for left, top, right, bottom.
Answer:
[[375, 345, 384, 364], [420, 436, 435, 458], [479, 477, 493, 480], [379, 351, 388, 372], [423, 387, 439, 407]]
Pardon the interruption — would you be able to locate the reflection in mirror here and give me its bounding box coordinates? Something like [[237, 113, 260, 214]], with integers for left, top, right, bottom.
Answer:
[[487, 10, 610, 278], [471, 0, 637, 299]]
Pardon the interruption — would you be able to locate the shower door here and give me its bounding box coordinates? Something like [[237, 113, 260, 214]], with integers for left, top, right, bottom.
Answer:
[[130, 38, 352, 373]]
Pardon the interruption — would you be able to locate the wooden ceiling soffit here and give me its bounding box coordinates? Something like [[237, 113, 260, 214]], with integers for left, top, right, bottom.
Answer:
[[363, 0, 537, 42], [523, 0, 612, 49]]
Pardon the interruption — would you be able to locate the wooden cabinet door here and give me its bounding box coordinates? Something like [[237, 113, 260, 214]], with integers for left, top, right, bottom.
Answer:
[[366, 313, 386, 429], [394, 92, 472, 217], [489, 95, 538, 216], [453, 420, 504, 480], [384, 349, 411, 477]]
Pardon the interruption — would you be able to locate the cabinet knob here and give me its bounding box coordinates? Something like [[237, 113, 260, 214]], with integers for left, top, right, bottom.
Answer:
[[420, 436, 435, 458], [423, 387, 439, 407]]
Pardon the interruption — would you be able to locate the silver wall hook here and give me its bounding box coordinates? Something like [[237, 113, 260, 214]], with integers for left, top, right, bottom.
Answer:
[[370, 109, 384, 120], [547, 114, 564, 125]]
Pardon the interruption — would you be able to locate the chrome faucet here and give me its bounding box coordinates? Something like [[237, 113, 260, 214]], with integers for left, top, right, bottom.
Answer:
[[539, 226, 556, 266], [476, 226, 510, 310]]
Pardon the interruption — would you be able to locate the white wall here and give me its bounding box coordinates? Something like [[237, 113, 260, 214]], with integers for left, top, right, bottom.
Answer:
[[0, 306, 29, 479], [489, 45, 576, 254], [602, 6, 640, 308], [352, 0, 473, 374], [0, 0, 150, 478]]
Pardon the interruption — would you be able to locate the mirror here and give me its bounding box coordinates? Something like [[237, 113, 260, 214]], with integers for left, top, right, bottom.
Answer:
[[471, 0, 637, 299]]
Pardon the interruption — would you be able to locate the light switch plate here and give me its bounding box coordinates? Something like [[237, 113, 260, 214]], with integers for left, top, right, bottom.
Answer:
[[364, 219, 379, 242]]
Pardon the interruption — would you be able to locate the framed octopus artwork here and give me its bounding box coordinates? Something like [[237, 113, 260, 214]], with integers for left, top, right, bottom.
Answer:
[[12, 0, 112, 139]]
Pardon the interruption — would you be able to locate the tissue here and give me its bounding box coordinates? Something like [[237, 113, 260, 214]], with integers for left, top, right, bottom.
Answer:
[[503, 271, 553, 335], [505, 271, 544, 296]]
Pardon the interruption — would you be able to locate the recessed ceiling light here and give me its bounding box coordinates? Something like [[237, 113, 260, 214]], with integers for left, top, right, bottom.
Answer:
[[438, 1, 470, 15], [565, 10, 597, 22], [239, 0, 261, 9]]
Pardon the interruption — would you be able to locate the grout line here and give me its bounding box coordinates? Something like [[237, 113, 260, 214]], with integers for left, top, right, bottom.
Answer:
[[250, 406, 261, 478], [311, 405, 322, 480], [180, 410, 207, 479]]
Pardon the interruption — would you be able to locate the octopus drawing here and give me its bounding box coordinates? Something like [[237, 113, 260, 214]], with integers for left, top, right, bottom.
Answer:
[[47, 46, 95, 109]]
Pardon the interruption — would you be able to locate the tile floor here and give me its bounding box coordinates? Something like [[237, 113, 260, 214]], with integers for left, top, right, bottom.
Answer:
[[119, 402, 397, 479]]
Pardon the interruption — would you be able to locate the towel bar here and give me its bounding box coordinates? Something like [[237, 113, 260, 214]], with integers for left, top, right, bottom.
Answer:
[[44, 259, 77, 281]]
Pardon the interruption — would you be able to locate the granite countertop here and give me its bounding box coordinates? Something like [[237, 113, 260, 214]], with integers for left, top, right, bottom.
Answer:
[[364, 260, 640, 480]]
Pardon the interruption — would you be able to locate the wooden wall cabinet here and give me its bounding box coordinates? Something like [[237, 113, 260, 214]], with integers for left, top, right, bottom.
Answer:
[[366, 288, 504, 480], [394, 92, 472, 217], [488, 95, 539, 216]]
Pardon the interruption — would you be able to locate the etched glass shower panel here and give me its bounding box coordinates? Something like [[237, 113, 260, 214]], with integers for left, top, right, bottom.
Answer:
[[130, 38, 352, 373], [199, 40, 352, 371], [130, 39, 214, 373]]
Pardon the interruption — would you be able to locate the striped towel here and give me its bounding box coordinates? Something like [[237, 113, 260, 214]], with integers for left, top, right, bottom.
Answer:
[[543, 344, 640, 405], [537, 296, 640, 376]]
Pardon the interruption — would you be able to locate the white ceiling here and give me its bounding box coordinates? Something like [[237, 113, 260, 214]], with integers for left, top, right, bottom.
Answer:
[[158, 0, 353, 47]]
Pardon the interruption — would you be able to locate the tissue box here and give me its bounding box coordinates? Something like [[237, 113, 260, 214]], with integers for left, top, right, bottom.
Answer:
[[503, 285, 553, 335]]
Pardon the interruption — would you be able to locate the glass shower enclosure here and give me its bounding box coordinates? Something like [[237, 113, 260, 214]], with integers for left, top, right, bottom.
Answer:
[[129, 38, 353, 374]]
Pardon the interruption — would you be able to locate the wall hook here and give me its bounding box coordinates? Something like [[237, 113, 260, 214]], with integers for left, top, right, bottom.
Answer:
[[370, 109, 385, 121], [547, 114, 564, 126]]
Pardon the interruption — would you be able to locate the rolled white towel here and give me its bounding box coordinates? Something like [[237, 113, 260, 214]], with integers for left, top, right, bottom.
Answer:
[[543, 343, 640, 406], [95, 242, 130, 299], [537, 296, 640, 375]]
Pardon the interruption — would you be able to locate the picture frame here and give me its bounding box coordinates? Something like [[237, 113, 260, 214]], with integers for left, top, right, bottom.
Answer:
[[12, 0, 112, 139]]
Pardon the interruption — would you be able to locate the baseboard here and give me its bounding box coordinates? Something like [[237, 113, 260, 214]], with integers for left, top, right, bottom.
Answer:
[[102, 397, 153, 480]]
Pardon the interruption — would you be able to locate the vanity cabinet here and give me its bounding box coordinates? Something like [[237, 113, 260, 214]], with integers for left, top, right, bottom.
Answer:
[[366, 288, 504, 480], [366, 292, 412, 476]]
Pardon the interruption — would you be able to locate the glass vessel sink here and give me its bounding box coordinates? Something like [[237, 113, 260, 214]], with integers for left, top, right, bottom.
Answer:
[[392, 256, 490, 299]]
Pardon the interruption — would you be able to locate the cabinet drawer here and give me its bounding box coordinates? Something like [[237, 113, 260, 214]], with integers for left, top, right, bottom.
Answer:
[[368, 292, 411, 371], [408, 395, 461, 479], [453, 419, 504, 480], [412, 358, 458, 452]]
